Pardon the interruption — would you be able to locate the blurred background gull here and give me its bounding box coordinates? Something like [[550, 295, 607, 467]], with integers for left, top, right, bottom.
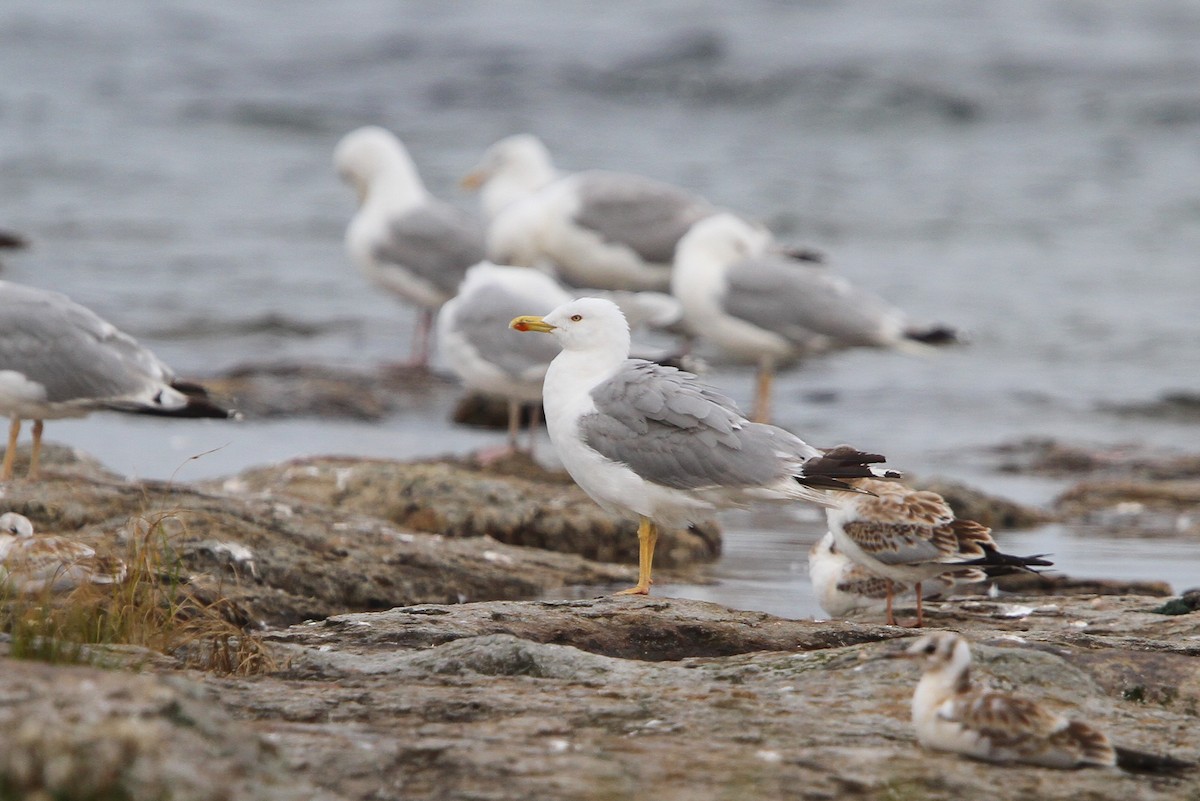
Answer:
[[1, 0, 1198, 615]]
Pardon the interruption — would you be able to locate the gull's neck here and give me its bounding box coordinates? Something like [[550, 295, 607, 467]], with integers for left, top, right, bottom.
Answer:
[[481, 161, 559, 219], [542, 337, 629, 442], [912, 647, 973, 725], [364, 153, 429, 214]]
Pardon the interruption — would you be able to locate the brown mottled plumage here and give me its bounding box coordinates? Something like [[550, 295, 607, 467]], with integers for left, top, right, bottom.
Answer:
[[897, 632, 1193, 774], [827, 479, 1050, 625], [0, 512, 126, 593], [808, 531, 986, 618]]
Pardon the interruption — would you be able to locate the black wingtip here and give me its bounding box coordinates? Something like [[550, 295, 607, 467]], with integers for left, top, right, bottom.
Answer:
[[0, 229, 28, 249], [1115, 745, 1196, 776], [905, 324, 959, 345], [959, 544, 1054, 572]]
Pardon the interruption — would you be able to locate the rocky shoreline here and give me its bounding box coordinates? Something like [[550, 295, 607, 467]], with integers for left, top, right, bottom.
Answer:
[[0, 436, 1197, 800]]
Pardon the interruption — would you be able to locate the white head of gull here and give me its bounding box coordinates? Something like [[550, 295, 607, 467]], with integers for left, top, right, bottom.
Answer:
[[466, 134, 716, 293], [672, 212, 958, 422], [511, 296, 898, 595], [461, 133, 560, 221], [334, 125, 485, 367], [891, 631, 1195, 774], [0, 511, 127, 593]]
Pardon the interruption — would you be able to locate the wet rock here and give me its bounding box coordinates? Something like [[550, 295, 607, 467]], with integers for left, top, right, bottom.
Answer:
[[212, 594, 1200, 801], [993, 438, 1200, 481], [1054, 480, 1200, 537], [0, 449, 637, 627], [202, 362, 455, 420], [451, 391, 542, 431], [216, 455, 722, 569], [915, 478, 1051, 528], [990, 573, 1173, 598], [0, 659, 337, 801], [1148, 590, 1200, 616], [1101, 391, 1200, 423]]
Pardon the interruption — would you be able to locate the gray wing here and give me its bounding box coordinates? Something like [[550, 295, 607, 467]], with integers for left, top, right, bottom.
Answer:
[[572, 171, 714, 264], [0, 282, 171, 404], [579, 360, 799, 490], [724, 256, 905, 347], [373, 202, 486, 296], [453, 285, 562, 377]]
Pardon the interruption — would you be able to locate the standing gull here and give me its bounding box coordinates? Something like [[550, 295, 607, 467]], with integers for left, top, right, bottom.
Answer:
[[673, 213, 956, 422], [892, 631, 1194, 773], [437, 262, 571, 453], [510, 297, 899, 595], [463, 134, 716, 292], [0, 512, 127, 593], [335, 126, 486, 367], [826, 478, 1050, 626], [0, 281, 235, 481]]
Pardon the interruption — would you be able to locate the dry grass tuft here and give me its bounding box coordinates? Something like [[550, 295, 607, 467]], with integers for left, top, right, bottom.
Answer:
[[1, 511, 274, 676]]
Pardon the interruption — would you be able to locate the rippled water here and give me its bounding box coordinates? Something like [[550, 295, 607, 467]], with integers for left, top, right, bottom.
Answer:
[[2, 1, 1198, 616]]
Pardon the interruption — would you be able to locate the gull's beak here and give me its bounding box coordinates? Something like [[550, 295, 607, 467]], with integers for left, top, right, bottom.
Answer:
[[460, 169, 486, 191], [510, 315, 556, 333]]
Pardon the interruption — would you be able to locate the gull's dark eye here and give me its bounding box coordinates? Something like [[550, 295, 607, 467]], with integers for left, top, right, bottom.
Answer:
[[570, 314, 582, 322], [923, 643, 937, 654]]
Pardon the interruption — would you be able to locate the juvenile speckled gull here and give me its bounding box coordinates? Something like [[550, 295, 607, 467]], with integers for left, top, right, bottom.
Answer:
[[672, 213, 957, 421], [510, 297, 899, 595], [0, 280, 235, 481], [892, 632, 1194, 773], [0, 511, 127, 593], [335, 126, 486, 367], [437, 262, 571, 452], [807, 531, 985, 619], [826, 478, 1050, 626], [463, 133, 716, 292]]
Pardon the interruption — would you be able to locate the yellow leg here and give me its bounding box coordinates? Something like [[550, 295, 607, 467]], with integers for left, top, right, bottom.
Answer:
[[752, 357, 774, 423], [28, 419, 43, 479], [1, 416, 19, 481], [615, 517, 659, 595]]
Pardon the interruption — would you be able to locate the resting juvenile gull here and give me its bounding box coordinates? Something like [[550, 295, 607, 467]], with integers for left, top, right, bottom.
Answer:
[[673, 213, 957, 422], [892, 632, 1195, 773], [0, 281, 234, 481], [510, 297, 899, 595], [0, 511, 127, 593], [807, 531, 985, 619], [437, 262, 571, 453], [335, 126, 486, 367], [826, 479, 1050, 626], [463, 134, 716, 292]]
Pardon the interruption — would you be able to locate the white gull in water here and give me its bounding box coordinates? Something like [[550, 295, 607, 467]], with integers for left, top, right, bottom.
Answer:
[[807, 531, 985, 619], [826, 479, 1050, 626], [335, 126, 486, 367], [0, 281, 234, 481], [463, 133, 716, 292], [0, 512, 127, 593], [892, 632, 1195, 774], [510, 297, 898, 595], [672, 213, 957, 421]]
